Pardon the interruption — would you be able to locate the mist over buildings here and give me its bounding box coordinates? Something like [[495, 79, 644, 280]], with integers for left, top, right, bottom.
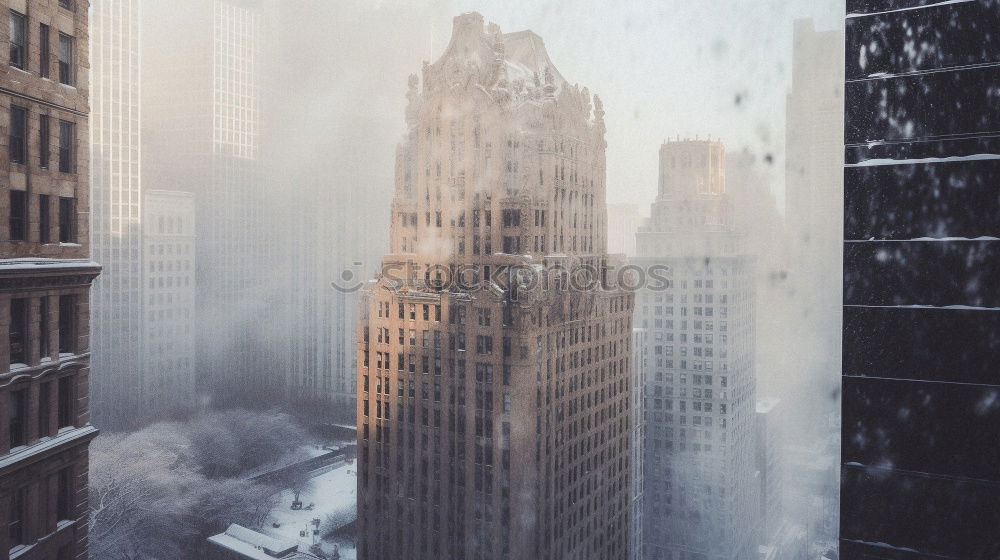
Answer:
[[89, 0, 844, 558]]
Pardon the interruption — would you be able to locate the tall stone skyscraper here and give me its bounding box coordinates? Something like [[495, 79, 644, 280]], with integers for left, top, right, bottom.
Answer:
[[89, 0, 143, 430], [635, 139, 757, 560], [142, 0, 270, 404], [356, 13, 633, 560], [1, 0, 99, 557], [842, 1, 1000, 558]]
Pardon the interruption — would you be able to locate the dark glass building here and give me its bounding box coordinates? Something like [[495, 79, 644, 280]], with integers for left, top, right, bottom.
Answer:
[[842, 1, 1000, 558]]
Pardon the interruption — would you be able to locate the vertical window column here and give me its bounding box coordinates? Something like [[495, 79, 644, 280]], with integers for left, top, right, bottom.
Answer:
[[9, 190, 27, 241], [58, 197, 75, 243], [57, 33, 73, 85], [39, 23, 49, 78], [58, 120, 74, 173], [9, 105, 27, 164], [8, 10, 26, 69], [39, 194, 50, 243], [58, 295, 76, 354], [9, 298, 28, 365], [39, 115, 50, 169]]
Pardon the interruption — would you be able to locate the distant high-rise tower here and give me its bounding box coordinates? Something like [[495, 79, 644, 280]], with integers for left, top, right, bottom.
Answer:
[[635, 139, 758, 560], [1, 0, 99, 557], [142, 0, 269, 404], [90, 0, 143, 430], [141, 190, 197, 418], [841, 2, 1000, 558], [783, 19, 844, 421], [606, 203, 644, 257], [356, 13, 634, 560]]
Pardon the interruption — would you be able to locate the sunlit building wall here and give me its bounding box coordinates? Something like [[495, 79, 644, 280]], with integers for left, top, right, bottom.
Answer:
[[356, 13, 633, 560]]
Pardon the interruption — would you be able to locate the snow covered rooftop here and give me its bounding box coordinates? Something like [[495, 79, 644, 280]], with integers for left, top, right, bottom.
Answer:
[[207, 524, 311, 560], [262, 462, 358, 560], [501, 30, 566, 89]]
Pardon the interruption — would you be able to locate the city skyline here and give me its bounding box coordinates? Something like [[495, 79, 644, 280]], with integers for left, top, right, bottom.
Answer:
[[3, 2, 994, 560]]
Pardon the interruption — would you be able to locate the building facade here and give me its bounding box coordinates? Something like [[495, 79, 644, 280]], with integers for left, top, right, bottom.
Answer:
[[141, 0, 270, 406], [630, 327, 649, 560], [141, 189, 196, 419], [841, 1, 1000, 558], [783, 19, 844, 425], [754, 397, 782, 546], [1, 0, 98, 558], [356, 13, 633, 560], [635, 139, 757, 560], [89, 0, 142, 430]]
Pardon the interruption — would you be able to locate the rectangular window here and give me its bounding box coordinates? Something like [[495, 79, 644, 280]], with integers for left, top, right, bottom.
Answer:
[[8, 486, 25, 546], [9, 298, 27, 364], [9, 105, 26, 164], [39, 194, 50, 243], [58, 376, 74, 428], [56, 468, 72, 520], [39, 114, 50, 168], [39, 296, 50, 358], [39, 381, 52, 438], [58, 294, 75, 353], [9, 11, 25, 69], [58, 0, 74, 9], [9, 190, 26, 241], [58, 120, 74, 172], [59, 197, 75, 243], [39, 23, 49, 78], [58, 33, 73, 85], [9, 389, 26, 448]]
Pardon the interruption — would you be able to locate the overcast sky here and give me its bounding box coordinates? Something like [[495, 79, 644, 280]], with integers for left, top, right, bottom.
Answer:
[[366, 0, 844, 211]]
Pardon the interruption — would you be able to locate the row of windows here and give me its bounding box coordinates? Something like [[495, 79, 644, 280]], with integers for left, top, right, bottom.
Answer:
[[148, 259, 192, 273], [7, 296, 77, 366], [8, 106, 76, 172], [8, 467, 74, 555], [8, 9, 75, 85], [7, 375, 76, 450], [641, 319, 729, 332], [8, 191, 76, 243]]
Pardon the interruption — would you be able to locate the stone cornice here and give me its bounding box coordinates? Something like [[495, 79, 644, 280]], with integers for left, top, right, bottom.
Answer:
[[1, 354, 90, 388], [0, 425, 98, 477], [0, 260, 101, 292]]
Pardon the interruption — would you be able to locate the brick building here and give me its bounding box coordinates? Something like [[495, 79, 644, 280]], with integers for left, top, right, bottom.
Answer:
[[356, 13, 634, 560], [1, 0, 98, 558]]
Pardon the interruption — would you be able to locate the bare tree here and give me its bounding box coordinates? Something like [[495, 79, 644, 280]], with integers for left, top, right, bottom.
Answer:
[[90, 409, 308, 559]]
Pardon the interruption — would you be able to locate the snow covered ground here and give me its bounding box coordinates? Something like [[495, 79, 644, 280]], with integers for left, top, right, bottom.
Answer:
[[261, 461, 357, 560]]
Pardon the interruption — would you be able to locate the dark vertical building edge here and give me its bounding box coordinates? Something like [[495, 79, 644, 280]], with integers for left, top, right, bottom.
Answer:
[[841, 1, 1000, 559]]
